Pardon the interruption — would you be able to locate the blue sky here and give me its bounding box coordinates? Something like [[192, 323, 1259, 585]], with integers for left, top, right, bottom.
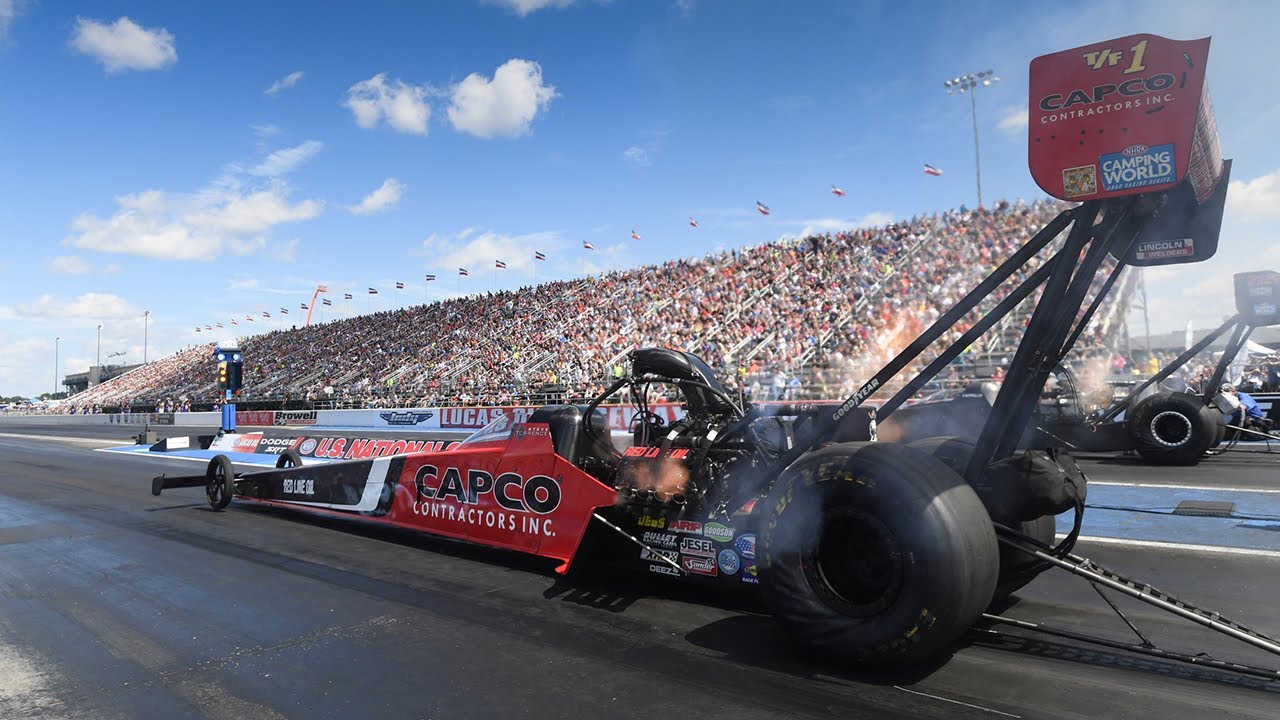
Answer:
[[1, 0, 1277, 397]]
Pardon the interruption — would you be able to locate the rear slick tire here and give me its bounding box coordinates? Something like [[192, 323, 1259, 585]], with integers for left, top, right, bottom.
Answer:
[[759, 442, 999, 666], [1128, 393, 1216, 465]]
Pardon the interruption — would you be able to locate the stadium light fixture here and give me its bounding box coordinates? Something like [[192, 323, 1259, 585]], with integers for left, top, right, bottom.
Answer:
[[943, 69, 999, 209], [54, 337, 60, 396]]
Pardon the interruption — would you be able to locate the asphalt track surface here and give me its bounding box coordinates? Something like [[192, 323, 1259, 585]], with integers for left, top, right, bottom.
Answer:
[[1, 424, 1277, 719]]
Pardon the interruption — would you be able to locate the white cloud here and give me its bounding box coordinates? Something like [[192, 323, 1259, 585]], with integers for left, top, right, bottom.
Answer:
[[794, 212, 893, 239], [486, 0, 577, 16], [265, 70, 303, 96], [622, 146, 650, 167], [251, 123, 280, 139], [446, 59, 558, 139], [997, 106, 1027, 133], [69, 16, 177, 73], [66, 181, 323, 261], [422, 228, 561, 276], [14, 293, 136, 320], [273, 238, 300, 261], [48, 255, 90, 275], [1, 0, 24, 39], [1227, 169, 1280, 220], [350, 178, 405, 215], [344, 73, 431, 135], [249, 140, 323, 177]]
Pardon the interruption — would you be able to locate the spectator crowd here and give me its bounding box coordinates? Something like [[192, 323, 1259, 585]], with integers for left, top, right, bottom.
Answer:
[[52, 197, 1147, 413]]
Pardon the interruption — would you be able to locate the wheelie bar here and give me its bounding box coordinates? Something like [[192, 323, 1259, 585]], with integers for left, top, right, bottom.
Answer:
[[988, 530, 1280, 678], [150, 472, 213, 496]]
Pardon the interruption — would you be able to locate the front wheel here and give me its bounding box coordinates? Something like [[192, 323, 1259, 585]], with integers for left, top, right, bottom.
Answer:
[[275, 449, 304, 468], [205, 455, 235, 510], [759, 442, 999, 666]]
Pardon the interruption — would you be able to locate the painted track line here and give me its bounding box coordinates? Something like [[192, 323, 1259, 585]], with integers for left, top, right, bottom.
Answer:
[[1090, 480, 1280, 494], [0, 431, 124, 445], [1066, 534, 1280, 559]]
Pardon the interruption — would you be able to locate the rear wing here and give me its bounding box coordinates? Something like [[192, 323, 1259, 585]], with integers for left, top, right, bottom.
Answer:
[[1028, 33, 1227, 267]]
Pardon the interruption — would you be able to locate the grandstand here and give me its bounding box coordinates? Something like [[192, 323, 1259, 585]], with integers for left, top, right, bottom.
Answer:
[[53, 198, 1136, 413]]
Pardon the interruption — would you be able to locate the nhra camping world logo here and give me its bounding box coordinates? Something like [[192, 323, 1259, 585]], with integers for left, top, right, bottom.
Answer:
[[1099, 143, 1175, 192], [379, 411, 435, 426]]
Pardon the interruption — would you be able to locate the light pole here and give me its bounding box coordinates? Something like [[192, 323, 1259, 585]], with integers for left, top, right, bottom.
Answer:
[[54, 337, 60, 397], [943, 69, 999, 210], [143, 310, 150, 364], [96, 324, 102, 370]]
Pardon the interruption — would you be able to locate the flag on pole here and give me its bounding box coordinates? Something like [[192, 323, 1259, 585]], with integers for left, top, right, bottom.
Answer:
[[216, 323, 223, 328], [582, 240, 594, 250], [923, 163, 943, 176], [280, 308, 288, 315], [630, 230, 641, 240], [756, 201, 771, 215], [301, 303, 309, 309], [245, 315, 254, 322], [425, 274, 436, 281], [368, 287, 378, 294], [195, 326, 201, 332], [230, 319, 238, 325], [689, 218, 698, 228], [263, 311, 270, 318], [534, 251, 546, 261], [322, 298, 332, 306], [495, 260, 507, 269], [459, 268, 469, 276], [831, 185, 846, 197], [395, 282, 404, 289], [205, 325, 212, 330], [344, 293, 353, 300]]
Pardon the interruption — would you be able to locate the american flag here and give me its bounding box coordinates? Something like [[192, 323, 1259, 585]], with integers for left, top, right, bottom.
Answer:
[[459, 268, 469, 276], [425, 274, 436, 281], [301, 303, 308, 309], [534, 251, 546, 261], [205, 325, 213, 330], [831, 185, 846, 197], [582, 240, 594, 250], [395, 282, 404, 289], [246, 315, 254, 321], [322, 298, 332, 306], [369, 287, 378, 294], [216, 323, 223, 328], [344, 293, 353, 300], [195, 326, 201, 332], [630, 230, 641, 240], [689, 218, 698, 228], [231, 319, 238, 325], [756, 201, 771, 215], [495, 260, 507, 269], [262, 311, 270, 318], [280, 308, 288, 315], [924, 163, 943, 176]]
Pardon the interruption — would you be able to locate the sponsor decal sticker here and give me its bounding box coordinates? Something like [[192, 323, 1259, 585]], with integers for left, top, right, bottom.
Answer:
[[681, 555, 718, 576], [1099, 143, 1175, 192], [411, 464, 562, 537], [640, 547, 678, 563], [668, 520, 702, 535], [1255, 303, 1277, 315], [649, 564, 680, 576], [680, 536, 714, 558], [741, 563, 759, 584], [1062, 165, 1098, 198], [703, 522, 734, 542], [717, 549, 740, 575], [1134, 237, 1194, 261], [642, 531, 677, 549], [637, 515, 666, 530], [734, 533, 757, 561], [298, 438, 318, 455]]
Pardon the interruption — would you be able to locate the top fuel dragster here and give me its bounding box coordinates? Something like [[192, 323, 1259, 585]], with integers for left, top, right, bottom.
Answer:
[[152, 33, 1280, 678]]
